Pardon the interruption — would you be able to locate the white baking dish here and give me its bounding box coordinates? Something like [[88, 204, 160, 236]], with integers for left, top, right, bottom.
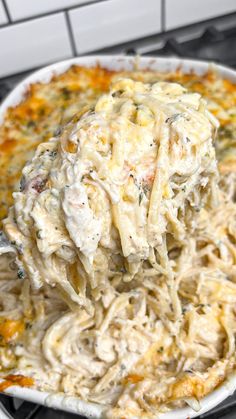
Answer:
[[0, 55, 236, 419]]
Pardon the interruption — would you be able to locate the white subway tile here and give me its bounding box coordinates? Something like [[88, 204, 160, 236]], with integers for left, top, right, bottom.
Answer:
[[0, 13, 73, 78], [0, 0, 8, 25], [69, 0, 161, 54], [166, 0, 236, 30], [6, 0, 97, 21]]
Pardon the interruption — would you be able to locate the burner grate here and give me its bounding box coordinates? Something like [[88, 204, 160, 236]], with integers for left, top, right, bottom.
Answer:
[[0, 393, 81, 418], [1, 392, 236, 419], [143, 26, 236, 68], [0, 394, 42, 419]]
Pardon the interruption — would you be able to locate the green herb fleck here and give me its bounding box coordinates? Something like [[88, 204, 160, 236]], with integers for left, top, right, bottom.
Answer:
[[62, 87, 71, 100], [49, 150, 57, 159], [36, 230, 42, 239], [165, 113, 182, 124], [139, 192, 143, 205], [17, 268, 25, 279], [143, 184, 151, 197], [19, 176, 26, 192], [112, 90, 124, 97], [27, 120, 36, 128], [54, 127, 62, 136]]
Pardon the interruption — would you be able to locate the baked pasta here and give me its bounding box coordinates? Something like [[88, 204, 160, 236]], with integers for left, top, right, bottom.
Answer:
[[0, 64, 236, 418]]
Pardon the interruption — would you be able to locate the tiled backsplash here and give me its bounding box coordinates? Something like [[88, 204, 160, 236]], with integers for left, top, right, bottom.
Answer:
[[0, 0, 235, 78], [69, 0, 161, 54], [165, 0, 236, 29], [0, 1, 7, 25], [0, 13, 73, 77], [5, 0, 97, 21]]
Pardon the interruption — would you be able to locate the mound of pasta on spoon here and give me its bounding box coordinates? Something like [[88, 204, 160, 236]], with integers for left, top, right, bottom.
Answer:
[[1, 78, 236, 419]]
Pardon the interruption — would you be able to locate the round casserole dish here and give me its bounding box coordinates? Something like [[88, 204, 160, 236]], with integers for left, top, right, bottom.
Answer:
[[0, 55, 236, 419]]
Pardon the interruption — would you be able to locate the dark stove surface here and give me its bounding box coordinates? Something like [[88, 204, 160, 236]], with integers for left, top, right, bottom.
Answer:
[[1, 19, 236, 419], [1, 392, 236, 419], [144, 26, 236, 68]]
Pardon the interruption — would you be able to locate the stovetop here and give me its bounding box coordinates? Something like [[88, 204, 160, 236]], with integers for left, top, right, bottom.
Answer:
[[144, 25, 236, 67], [0, 391, 236, 419], [0, 14, 236, 419]]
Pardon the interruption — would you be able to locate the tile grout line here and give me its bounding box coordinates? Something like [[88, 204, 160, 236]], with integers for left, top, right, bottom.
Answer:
[[1, 0, 12, 23], [161, 0, 166, 32], [0, 0, 108, 26], [65, 10, 77, 57]]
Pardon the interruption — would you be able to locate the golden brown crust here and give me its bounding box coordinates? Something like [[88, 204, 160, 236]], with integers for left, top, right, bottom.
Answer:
[[0, 374, 34, 392], [0, 318, 24, 344]]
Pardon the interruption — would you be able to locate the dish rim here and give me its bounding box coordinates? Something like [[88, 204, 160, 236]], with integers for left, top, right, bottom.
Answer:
[[0, 54, 236, 419]]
